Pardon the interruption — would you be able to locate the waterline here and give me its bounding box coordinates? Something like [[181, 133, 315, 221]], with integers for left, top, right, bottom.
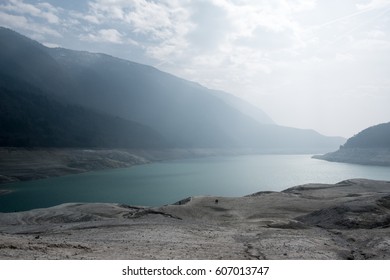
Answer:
[[1, 154, 390, 212]]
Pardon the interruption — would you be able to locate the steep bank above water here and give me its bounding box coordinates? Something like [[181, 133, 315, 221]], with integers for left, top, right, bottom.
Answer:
[[1, 179, 389, 259]]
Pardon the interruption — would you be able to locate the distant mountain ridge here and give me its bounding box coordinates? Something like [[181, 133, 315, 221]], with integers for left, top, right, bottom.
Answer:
[[209, 89, 275, 125], [314, 122, 390, 166], [0, 27, 344, 152], [342, 122, 390, 149]]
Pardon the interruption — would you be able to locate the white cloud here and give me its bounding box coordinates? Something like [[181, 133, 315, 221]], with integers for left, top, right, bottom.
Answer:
[[69, 10, 100, 24], [0, 0, 64, 40], [80, 28, 124, 44], [42, 42, 60, 48], [0, 0, 60, 24], [0, 11, 28, 29], [335, 52, 355, 62], [356, 0, 390, 10], [0, 10, 61, 37], [84, 0, 194, 60], [87, 0, 193, 39], [353, 38, 390, 50], [211, 0, 316, 34], [187, 0, 316, 65], [367, 29, 386, 38]]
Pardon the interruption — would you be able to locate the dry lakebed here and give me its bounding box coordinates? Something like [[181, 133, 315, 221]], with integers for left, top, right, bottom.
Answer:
[[0, 178, 390, 259]]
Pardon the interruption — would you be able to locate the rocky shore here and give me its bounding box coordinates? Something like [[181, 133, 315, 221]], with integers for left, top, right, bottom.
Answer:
[[1, 179, 389, 259]]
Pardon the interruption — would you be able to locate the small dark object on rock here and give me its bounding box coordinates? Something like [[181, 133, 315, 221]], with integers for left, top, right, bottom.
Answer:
[[35, 235, 40, 239], [215, 199, 219, 204]]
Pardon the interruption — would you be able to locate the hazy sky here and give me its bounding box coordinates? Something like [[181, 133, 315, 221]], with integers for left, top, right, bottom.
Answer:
[[1, 0, 390, 137]]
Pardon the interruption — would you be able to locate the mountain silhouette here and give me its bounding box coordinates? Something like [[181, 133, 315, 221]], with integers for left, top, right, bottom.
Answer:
[[0, 27, 344, 152]]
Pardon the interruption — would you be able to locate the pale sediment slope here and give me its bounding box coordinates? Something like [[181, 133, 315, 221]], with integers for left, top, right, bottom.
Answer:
[[0, 179, 390, 259], [0, 148, 149, 184], [0, 147, 252, 185]]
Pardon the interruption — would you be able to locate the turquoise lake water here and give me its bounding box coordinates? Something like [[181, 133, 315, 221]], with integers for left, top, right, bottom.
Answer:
[[1, 154, 390, 212]]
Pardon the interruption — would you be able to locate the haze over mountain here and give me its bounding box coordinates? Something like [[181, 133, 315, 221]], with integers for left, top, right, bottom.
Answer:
[[342, 122, 390, 149], [0, 80, 165, 148], [0, 27, 344, 152], [314, 122, 390, 166]]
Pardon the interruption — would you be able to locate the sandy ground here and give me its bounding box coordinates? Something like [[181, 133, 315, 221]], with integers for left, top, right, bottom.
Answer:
[[0, 179, 390, 259]]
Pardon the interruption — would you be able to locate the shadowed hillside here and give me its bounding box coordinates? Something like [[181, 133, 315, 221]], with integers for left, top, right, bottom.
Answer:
[[343, 122, 390, 149], [0, 27, 344, 152], [314, 122, 390, 166], [0, 79, 166, 148]]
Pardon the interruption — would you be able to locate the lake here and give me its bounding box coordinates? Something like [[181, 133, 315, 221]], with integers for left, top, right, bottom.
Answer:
[[1, 154, 390, 212]]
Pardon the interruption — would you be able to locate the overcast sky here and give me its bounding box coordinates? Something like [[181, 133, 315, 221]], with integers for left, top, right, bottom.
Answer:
[[1, 0, 390, 137]]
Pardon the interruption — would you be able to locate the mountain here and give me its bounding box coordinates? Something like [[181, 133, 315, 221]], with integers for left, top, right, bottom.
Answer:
[[0, 27, 344, 152], [44, 47, 276, 148], [0, 27, 73, 97], [0, 79, 166, 148], [342, 122, 390, 149], [314, 122, 390, 166], [209, 90, 275, 125]]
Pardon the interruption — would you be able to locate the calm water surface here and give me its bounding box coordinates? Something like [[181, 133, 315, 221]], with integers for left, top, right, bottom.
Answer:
[[1, 154, 390, 212]]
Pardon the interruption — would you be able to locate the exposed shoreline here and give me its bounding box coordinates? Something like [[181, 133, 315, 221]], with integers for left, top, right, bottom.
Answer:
[[0, 148, 147, 185], [313, 147, 390, 166], [0, 147, 316, 186], [0, 147, 252, 185], [1, 178, 389, 260]]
